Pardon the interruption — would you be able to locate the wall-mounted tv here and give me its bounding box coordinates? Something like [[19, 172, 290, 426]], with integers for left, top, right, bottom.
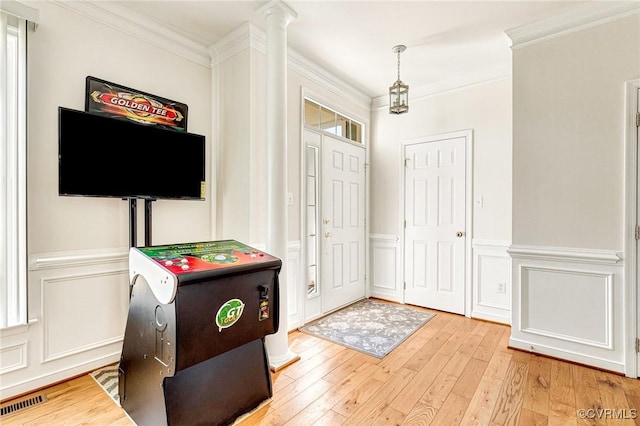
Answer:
[[58, 107, 205, 200]]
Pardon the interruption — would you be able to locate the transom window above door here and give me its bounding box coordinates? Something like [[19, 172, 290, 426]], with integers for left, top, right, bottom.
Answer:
[[304, 99, 363, 144]]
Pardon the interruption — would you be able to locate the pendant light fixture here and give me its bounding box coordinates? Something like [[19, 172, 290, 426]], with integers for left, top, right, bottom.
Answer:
[[389, 44, 408, 114]]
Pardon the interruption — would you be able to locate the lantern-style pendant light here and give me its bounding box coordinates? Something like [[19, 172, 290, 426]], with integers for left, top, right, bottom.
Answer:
[[389, 45, 408, 114]]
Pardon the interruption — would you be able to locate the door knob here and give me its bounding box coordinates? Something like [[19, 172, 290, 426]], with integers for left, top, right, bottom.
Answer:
[[456, 231, 464, 238], [323, 218, 330, 225]]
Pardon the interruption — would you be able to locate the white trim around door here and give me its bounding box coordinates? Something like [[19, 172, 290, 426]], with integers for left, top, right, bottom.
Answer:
[[624, 78, 640, 378]]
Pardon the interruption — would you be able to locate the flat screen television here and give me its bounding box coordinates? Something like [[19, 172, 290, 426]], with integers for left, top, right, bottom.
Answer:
[[58, 107, 205, 200]]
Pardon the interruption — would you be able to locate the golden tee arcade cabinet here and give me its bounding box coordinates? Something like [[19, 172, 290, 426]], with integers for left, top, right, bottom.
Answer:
[[119, 240, 281, 425]]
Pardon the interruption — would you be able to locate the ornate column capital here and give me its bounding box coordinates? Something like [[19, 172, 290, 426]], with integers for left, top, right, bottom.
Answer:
[[258, 0, 297, 27]]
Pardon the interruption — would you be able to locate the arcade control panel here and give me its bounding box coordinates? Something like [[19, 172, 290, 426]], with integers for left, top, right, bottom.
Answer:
[[129, 240, 281, 305]]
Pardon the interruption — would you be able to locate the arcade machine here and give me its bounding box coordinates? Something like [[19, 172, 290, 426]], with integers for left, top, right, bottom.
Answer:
[[118, 240, 281, 426]]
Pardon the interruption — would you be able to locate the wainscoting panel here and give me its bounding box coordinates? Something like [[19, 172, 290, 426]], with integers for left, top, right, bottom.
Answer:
[[509, 245, 624, 373], [472, 240, 511, 324], [286, 242, 302, 330], [521, 267, 612, 349], [41, 271, 130, 363], [0, 341, 28, 375], [369, 234, 402, 302], [0, 248, 130, 400]]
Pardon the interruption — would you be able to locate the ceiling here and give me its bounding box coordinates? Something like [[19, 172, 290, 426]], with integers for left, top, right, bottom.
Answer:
[[115, 0, 592, 99]]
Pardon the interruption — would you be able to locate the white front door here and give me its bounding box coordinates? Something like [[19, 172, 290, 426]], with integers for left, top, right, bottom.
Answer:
[[404, 136, 466, 314], [321, 135, 366, 312]]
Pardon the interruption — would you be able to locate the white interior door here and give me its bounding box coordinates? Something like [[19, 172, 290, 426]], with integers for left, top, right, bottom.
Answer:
[[404, 136, 466, 314], [321, 136, 366, 312]]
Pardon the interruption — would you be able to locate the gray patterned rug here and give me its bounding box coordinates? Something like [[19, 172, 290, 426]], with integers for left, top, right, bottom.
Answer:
[[89, 365, 120, 405], [299, 299, 435, 358]]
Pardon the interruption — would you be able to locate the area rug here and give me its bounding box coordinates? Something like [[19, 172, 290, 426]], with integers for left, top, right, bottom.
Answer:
[[299, 298, 435, 358], [89, 365, 120, 406]]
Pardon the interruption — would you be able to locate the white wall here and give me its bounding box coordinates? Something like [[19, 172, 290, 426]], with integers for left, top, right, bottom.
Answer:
[[216, 48, 252, 242], [370, 78, 512, 322], [1, 1, 211, 399], [512, 14, 639, 250], [510, 13, 639, 374]]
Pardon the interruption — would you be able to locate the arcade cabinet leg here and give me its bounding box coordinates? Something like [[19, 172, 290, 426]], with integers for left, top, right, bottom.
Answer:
[[119, 275, 174, 426], [128, 198, 137, 248], [164, 339, 272, 426], [144, 199, 154, 246]]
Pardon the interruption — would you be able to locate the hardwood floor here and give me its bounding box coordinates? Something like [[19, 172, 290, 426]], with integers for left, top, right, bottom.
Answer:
[[3, 308, 640, 425]]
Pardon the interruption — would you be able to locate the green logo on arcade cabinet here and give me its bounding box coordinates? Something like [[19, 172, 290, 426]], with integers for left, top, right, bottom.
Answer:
[[215, 299, 245, 331]]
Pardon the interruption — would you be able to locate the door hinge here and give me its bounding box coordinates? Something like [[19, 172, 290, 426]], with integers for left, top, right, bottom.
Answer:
[[404, 220, 407, 228], [404, 158, 409, 167], [636, 338, 640, 353], [404, 282, 406, 290], [636, 112, 640, 127], [636, 225, 640, 240]]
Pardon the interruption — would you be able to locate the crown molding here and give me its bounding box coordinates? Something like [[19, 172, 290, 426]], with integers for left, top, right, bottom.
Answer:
[[213, 22, 371, 111], [2, 0, 39, 23], [506, 1, 640, 50], [287, 49, 371, 110], [211, 22, 266, 66], [50, 0, 211, 67], [371, 64, 510, 110]]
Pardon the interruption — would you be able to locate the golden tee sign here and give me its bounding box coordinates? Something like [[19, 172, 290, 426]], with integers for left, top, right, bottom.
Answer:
[[85, 76, 189, 132]]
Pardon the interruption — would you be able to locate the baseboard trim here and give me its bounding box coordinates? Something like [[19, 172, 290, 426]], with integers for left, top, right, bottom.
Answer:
[[471, 310, 510, 326], [508, 337, 624, 374], [0, 352, 121, 401]]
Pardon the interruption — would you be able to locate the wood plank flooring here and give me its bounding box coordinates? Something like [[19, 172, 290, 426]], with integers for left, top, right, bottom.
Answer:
[[3, 308, 640, 425]]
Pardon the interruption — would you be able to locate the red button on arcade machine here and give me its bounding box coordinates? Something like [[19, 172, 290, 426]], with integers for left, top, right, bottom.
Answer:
[[119, 240, 281, 426]]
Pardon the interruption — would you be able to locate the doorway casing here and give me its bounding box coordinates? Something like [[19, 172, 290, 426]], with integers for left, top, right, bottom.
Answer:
[[623, 78, 640, 378], [400, 129, 473, 316]]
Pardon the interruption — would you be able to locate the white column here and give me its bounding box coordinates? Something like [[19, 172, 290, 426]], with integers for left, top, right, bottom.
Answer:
[[0, 12, 8, 328], [260, 0, 299, 370]]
